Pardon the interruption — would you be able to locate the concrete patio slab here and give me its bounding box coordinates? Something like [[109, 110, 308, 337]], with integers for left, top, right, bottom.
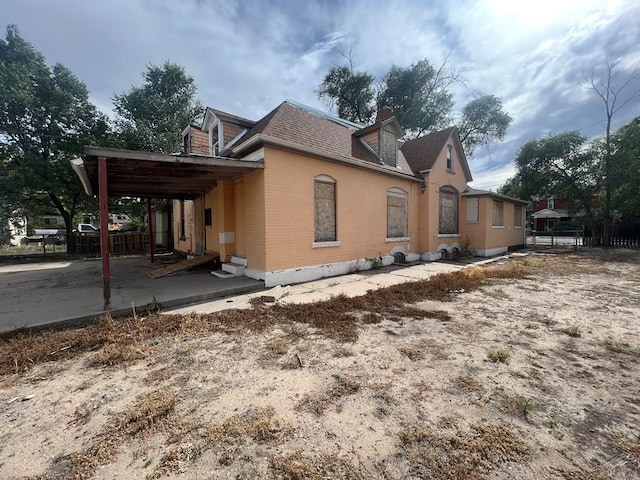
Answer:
[[0, 256, 263, 332]]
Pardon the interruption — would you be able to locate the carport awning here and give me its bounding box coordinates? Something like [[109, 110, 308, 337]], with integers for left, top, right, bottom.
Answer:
[[71, 146, 264, 199]]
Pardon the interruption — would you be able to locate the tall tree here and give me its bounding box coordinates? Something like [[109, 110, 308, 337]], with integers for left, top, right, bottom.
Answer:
[[317, 55, 511, 153], [377, 57, 460, 136], [113, 62, 203, 153], [587, 59, 640, 245], [317, 65, 376, 124], [506, 132, 602, 238], [610, 117, 640, 217], [0, 25, 108, 251], [458, 95, 512, 156]]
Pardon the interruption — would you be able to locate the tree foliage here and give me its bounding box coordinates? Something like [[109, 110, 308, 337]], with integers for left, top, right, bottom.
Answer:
[[0, 25, 108, 247], [317, 65, 375, 124], [113, 62, 203, 153], [317, 54, 511, 153], [610, 117, 640, 217], [458, 95, 512, 156], [377, 58, 458, 136]]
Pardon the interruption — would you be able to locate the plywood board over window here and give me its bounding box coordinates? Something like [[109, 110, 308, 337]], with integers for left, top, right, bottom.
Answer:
[[314, 176, 336, 242], [514, 205, 523, 227], [493, 201, 504, 227], [381, 129, 397, 166], [466, 196, 479, 223], [387, 188, 407, 238], [439, 187, 458, 234]]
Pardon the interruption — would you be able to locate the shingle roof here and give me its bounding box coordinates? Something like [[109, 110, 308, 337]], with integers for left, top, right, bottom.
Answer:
[[231, 101, 415, 176], [400, 127, 472, 181], [462, 187, 528, 205], [400, 127, 456, 172]]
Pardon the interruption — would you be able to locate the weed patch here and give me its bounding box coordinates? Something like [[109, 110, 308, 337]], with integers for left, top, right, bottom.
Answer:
[[488, 348, 511, 364], [399, 422, 528, 479], [270, 450, 366, 479]]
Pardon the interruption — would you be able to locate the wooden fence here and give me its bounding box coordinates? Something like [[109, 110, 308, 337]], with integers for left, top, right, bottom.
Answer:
[[72, 232, 150, 255]]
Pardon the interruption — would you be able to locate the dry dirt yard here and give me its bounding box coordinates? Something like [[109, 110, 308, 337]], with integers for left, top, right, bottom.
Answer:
[[1, 250, 639, 480]]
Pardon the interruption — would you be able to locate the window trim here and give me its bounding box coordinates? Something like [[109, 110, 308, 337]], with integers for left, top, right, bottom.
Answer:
[[514, 204, 523, 229], [386, 187, 408, 239], [438, 186, 459, 235], [313, 175, 337, 244], [547, 198, 555, 210], [446, 145, 453, 171], [465, 196, 479, 223], [492, 200, 504, 228], [380, 129, 398, 167]]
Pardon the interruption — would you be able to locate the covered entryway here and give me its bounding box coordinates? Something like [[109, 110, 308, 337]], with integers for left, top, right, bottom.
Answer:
[[71, 146, 264, 310]]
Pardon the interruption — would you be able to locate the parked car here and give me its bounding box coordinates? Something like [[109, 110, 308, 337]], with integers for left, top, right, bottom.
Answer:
[[76, 223, 99, 233]]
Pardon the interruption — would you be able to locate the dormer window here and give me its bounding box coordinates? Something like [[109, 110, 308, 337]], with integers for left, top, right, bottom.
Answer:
[[183, 132, 190, 154], [381, 129, 397, 167], [446, 145, 453, 171], [210, 123, 220, 155]]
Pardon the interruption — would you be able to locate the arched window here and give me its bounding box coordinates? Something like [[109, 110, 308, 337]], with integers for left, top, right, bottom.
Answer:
[[439, 186, 458, 234], [314, 175, 336, 242], [387, 188, 408, 238]]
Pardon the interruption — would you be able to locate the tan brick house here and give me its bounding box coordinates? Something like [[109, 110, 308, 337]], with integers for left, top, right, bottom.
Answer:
[[174, 101, 526, 286]]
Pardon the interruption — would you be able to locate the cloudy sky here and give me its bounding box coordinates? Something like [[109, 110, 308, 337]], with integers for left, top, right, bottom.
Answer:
[[2, 0, 639, 190]]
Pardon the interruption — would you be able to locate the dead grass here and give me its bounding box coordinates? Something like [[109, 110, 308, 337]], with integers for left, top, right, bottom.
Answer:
[[553, 467, 614, 480], [399, 346, 426, 361], [37, 390, 177, 480], [451, 375, 485, 393], [297, 375, 362, 415], [613, 437, 640, 470], [0, 259, 530, 378], [270, 450, 366, 480], [399, 422, 528, 479]]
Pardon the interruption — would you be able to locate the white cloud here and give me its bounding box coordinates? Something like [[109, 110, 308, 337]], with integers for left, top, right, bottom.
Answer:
[[1, 0, 638, 192]]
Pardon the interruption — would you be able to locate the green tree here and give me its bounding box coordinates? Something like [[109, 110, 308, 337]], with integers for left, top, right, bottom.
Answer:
[[317, 55, 511, 153], [113, 61, 203, 153], [506, 132, 602, 238], [610, 117, 640, 217], [0, 25, 108, 251], [317, 65, 375, 124], [458, 95, 512, 156], [377, 58, 460, 136]]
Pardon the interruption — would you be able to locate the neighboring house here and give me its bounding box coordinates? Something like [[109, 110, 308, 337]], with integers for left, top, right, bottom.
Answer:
[[531, 198, 575, 231], [173, 101, 527, 286]]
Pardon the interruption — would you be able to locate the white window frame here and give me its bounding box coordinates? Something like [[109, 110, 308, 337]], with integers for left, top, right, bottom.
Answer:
[[386, 187, 409, 241], [466, 196, 479, 223], [209, 120, 223, 156], [312, 175, 339, 247], [446, 145, 453, 171], [514, 205, 523, 228], [547, 198, 554, 210], [439, 186, 459, 235], [492, 200, 504, 228]]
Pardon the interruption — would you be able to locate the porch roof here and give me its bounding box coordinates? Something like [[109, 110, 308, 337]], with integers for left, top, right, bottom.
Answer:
[[72, 146, 264, 199]]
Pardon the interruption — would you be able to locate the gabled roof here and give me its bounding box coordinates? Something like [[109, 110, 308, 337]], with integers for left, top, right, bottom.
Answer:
[[231, 101, 415, 177], [531, 208, 570, 218], [462, 187, 528, 205], [400, 127, 472, 182], [203, 107, 255, 131]]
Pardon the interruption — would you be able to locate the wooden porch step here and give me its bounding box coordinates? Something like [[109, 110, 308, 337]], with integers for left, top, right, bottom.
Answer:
[[146, 254, 217, 279]]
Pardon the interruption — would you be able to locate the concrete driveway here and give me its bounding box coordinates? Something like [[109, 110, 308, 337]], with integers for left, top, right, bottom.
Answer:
[[0, 256, 262, 332]]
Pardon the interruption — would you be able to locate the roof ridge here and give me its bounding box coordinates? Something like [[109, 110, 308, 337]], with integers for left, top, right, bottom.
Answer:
[[285, 100, 365, 130]]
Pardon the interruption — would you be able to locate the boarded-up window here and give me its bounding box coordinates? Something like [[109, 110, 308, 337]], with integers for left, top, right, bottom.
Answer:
[[466, 196, 479, 222], [381, 129, 397, 166], [314, 176, 336, 242], [439, 187, 458, 234], [492, 201, 504, 227], [387, 188, 407, 238], [514, 205, 523, 227]]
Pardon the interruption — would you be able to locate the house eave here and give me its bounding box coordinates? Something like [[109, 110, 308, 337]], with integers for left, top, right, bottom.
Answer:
[[234, 134, 421, 182]]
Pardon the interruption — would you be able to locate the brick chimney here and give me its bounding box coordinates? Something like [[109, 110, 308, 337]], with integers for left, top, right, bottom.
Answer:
[[375, 106, 394, 124]]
